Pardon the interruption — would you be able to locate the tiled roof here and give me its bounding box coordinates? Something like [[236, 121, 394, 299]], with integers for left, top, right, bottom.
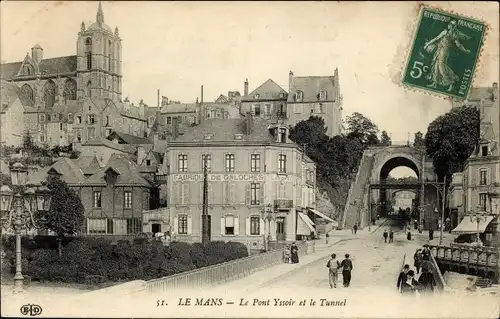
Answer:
[[82, 153, 153, 187], [242, 79, 288, 101], [82, 138, 137, 154], [27, 157, 86, 186], [215, 94, 229, 103], [73, 155, 102, 175], [114, 100, 146, 120], [107, 130, 153, 145], [287, 76, 336, 103], [160, 103, 197, 114], [172, 117, 277, 144], [0, 80, 34, 112], [38, 56, 77, 75], [0, 56, 77, 80]]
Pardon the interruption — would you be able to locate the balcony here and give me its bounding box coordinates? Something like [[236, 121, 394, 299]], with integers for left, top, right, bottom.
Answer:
[[274, 199, 293, 210], [154, 174, 168, 184]]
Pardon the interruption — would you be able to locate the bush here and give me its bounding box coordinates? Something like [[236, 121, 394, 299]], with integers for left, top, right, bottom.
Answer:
[[2, 236, 249, 284]]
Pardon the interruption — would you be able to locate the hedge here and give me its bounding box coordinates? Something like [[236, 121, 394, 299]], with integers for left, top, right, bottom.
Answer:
[[1, 236, 248, 284]]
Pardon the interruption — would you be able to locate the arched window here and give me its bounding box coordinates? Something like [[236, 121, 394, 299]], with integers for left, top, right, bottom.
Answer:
[[295, 91, 303, 101], [108, 54, 111, 71], [319, 90, 327, 100], [85, 38, 92, 50], [43, 80, 57, 108], [63, 78, 77, 102], [86, 52, 92, 70], [85, 38, 92, 70], [21, 84, 34, 102], [86, 81, 91, 98]]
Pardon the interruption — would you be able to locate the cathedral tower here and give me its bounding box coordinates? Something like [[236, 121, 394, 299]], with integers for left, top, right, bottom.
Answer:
[[76, 1, 122, 102]]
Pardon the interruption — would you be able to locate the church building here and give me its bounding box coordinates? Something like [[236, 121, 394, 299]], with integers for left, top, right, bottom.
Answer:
[[0, 2, 147, 147]]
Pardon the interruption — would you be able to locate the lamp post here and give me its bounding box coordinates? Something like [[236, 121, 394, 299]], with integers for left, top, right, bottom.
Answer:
[[201, 154, 210, 245], [261, 203, 275, 251], [470, 205, 487, 244], [0, 162, 52, 294]]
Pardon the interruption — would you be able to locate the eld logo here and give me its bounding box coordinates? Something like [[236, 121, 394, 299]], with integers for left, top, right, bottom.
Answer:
[[20, 304, 42, 316]]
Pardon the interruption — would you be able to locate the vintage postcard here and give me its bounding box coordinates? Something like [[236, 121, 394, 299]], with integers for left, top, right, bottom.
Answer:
[[0, 1, 499, 318]]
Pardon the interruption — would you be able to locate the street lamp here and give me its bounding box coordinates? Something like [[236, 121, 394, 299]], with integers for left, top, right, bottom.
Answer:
[[0, 162, 52, 294], [261, 203, 275, 251], [470, 205, 487, 245]]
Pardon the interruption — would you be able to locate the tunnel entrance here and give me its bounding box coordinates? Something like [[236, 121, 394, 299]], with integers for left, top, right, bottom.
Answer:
[[371, 156, 421, 220]]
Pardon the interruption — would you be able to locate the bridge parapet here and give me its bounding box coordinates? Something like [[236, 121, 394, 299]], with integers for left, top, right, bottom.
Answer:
[[429, 244, 498, 283], [145, 241, 315, 292]]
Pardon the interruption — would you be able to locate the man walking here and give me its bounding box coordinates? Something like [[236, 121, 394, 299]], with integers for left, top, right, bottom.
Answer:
[[397, 264, 410, 292], [389, 229, 394, 243], [417, 267, 436, 295], [383, 229, 388, 243], [326, 253, 341, 288], [340, 253, 353, 287], [353, 224, 358, 235]]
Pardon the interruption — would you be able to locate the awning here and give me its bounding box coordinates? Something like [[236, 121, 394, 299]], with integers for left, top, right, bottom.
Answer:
[[308, 208, 337, 225], [451, 215, 495, 235], [297, 212, 316, 235]]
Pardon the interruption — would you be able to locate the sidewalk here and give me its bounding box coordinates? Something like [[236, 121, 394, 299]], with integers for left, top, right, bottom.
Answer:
[[219, 218, 390, 292]]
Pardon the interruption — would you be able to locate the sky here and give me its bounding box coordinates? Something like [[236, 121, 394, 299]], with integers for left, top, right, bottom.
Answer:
[[1, 1, 499, 146]]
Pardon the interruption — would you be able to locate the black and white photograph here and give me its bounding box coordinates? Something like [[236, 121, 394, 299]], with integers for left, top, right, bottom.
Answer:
[[0, 1, 498, 318]]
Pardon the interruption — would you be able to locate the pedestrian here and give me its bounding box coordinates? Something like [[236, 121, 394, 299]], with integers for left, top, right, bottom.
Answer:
[[372, 218, 376, 225], [325, 232, 330, 245], [413, 249, 422, 274], [407, 230, 412, 241], [389, 229, 394, 243], [290, 242, 299, 264], [283, 245, 291, 264], [417, 267, 436, 294], [326, 253, 341, 288], [340, 253, 353, 287], [383, 229, 388, 243], [353, 224, 358, 235], [414, 219, 418, 230], [397, 264, 410, 292], [429, 228, 434, 241], [422, 245, 431, 261], [401, 270, 419, 295]]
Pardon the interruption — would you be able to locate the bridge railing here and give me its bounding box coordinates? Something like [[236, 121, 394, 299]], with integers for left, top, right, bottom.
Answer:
[[145, 241, 315, 292], [429, 244, 498, 268], [429, 250, 446, 291]]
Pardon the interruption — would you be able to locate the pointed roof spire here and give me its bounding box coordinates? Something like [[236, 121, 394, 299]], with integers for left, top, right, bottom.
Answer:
[[97, 1, 104, 25]]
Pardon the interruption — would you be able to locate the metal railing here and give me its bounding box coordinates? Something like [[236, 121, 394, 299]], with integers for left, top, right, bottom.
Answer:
[[429, 251, 446, 291], [145, 241, 315, 292]]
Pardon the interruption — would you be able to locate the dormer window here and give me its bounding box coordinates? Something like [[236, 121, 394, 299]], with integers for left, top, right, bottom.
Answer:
[[481, 145, 489, 156], [104, 167, 119, 185], [254, 94, 260, 99], [234, 133, 243, 140], [146, 160, 152, 166], [279, 93, 285, 98], [295, 91, 303, 101], [278, 128, 287, 143], [204, 134, 213, 140], [319, 90, 327, 100]]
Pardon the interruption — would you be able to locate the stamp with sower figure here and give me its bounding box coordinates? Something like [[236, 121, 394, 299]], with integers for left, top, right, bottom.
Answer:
[[402, 6, 487, 100]]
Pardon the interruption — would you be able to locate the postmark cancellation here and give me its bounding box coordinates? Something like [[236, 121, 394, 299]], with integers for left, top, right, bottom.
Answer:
[[401, 6, 487, 100]]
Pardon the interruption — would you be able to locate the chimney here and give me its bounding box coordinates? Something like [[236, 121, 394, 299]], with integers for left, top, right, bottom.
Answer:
[[493, 82, 498, 100], [245, 112, 253, 135], [199, 85, 205, 125], [171, 117, 179, 138], [31, 44, 43, 65], [137, 146, 146, 165], [288, 71, 294, 93], [244, 79, 249, 96]]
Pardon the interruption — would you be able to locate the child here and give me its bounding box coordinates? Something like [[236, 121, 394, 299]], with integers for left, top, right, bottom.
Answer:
[[283, 245, 291, 264]]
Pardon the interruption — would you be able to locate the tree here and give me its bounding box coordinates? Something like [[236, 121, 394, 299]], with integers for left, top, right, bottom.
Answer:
[[414, 131, 425, 147], [425, 106, 480, 181], [345, 112, 380, 146], [36, 175, 85, 256], [289, 116, 329, 147], [380, 131, 392, 146]]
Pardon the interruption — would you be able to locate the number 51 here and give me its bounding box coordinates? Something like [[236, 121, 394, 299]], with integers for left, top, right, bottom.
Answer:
[[409, 61, 429, 79]]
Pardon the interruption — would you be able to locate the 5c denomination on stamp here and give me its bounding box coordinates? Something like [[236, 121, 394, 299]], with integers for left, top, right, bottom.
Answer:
[[402, 6, 487, 100]]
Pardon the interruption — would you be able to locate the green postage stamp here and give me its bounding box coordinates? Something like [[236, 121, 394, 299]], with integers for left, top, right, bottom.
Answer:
[[402, 6, 487, 100]]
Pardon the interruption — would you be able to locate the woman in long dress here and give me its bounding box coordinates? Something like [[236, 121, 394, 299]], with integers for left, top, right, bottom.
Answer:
[[423, 20, 471, 92], [290, 242, 299, 264]]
